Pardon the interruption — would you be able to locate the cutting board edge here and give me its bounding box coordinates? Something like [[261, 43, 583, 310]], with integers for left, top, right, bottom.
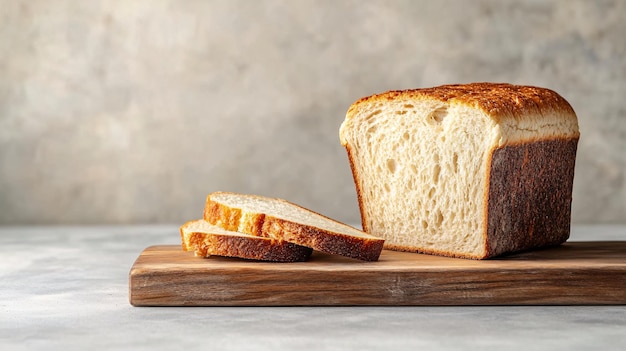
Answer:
[[128, 242, 626, 307]]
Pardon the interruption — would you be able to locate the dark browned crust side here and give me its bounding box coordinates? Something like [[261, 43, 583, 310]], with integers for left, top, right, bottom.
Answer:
[[203, 194, 385, 261], [183, 231, 312, 262], [260, 215, 384, 261], [485, 137, 579, 258], [343, 144, 369, 233]]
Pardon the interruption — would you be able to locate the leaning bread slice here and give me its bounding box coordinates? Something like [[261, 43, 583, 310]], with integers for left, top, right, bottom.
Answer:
[[203, 192, 385, 261], [339, 83, 579, 259], [181, 219, 312, 262]]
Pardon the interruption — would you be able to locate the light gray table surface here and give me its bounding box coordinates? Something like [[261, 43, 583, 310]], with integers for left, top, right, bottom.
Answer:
[[1, 225, 625, 351]]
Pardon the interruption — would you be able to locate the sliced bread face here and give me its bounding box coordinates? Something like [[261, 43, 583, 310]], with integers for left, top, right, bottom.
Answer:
[[180, 219, 312, 262], [204, 192, 385, 261], [339, 83, 579, 259]]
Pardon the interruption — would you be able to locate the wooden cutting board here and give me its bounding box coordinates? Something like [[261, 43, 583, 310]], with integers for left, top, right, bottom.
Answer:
[[129, 241, 626, 306]]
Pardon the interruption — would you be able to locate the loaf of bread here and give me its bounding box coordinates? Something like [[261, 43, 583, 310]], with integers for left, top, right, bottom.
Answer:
[[339, 83, 580, 259], [180, 219, 312, 262], [203, 192, 385, 261]]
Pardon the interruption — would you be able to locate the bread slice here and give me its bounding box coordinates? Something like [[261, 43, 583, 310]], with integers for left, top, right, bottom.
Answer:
[[339, 83, 580, 259], [203, 192, 385, 261], [180, 219, 312, 262]]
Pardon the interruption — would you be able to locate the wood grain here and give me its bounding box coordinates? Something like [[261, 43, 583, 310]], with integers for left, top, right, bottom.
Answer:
[[129, 241, 626, 306]]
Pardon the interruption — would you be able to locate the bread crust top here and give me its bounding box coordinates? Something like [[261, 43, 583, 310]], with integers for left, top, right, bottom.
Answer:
[[346, 83, 577, 125]]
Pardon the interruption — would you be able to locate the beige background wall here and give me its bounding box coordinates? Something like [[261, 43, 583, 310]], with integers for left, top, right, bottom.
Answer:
[[1, 0, 625, 225]]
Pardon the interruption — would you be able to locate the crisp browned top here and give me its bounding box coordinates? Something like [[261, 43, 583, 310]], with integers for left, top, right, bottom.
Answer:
[[348, 83, 576, 121]]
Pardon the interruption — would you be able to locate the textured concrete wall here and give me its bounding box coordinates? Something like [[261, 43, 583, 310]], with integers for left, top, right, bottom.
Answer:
[[1, 0, 625, 225]]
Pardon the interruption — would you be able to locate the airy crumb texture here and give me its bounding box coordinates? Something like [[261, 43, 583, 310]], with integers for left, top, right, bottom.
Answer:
[[339, 83, 579, 259], [203, 192, 385, 261], [180, 219, 312, 262]]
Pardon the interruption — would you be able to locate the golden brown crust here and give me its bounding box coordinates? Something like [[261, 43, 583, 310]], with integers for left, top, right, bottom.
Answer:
[[203, 193, 385, 261], [180, 220, 194, 252], [180, 222, 312, 262], [347, 83, 576, 125], [203, 196, 269, 237]]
